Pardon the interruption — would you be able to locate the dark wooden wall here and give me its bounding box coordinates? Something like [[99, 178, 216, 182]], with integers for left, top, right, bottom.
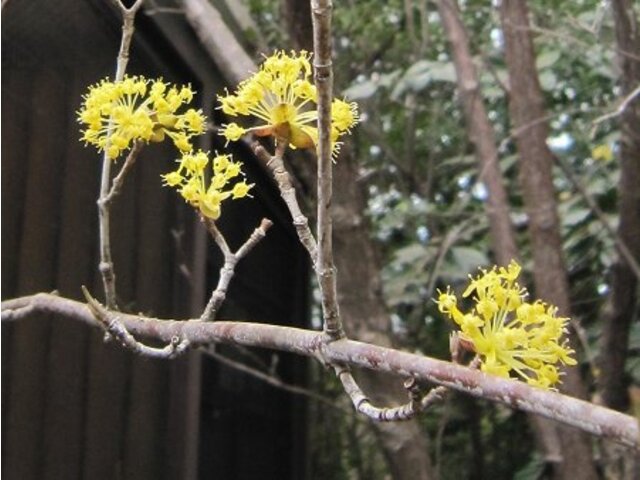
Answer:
[[1, 1, 309, 479]]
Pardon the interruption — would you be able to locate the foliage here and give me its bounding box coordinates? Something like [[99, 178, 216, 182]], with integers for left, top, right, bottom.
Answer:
[[248, 0, 632, 477]]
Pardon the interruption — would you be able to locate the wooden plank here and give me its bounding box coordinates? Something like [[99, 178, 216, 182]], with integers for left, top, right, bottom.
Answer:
[[0, 69, 34, 464], [41, 71, 99, 480], [82, 87, 138, 480], [81, 167, 137, 480], [122, 145, 173, 480], [4, 69, 67, 480]]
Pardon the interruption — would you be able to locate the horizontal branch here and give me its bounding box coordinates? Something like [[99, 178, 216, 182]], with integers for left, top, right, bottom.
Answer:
[[2, 292, 638, 449]]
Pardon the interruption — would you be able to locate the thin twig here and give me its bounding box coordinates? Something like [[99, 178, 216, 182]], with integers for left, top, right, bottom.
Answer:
[[205, 348, 353, 414], [203, 217, 232, 257], [335, 348, 479, 422], [554, 155, 640, 281], [337, 368, 450, 421], [82, 286, 190, 358], [591, 84, 640, 136], [97, 0, 146, 309], [522, 22, 640, 63], [102, 140, 144, 206], [200, 217, 273, 321], [310, 0, 430, 425], [253, 143, 318, 263]]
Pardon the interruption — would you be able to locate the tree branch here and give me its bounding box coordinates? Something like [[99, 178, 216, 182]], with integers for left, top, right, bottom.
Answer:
[[311, 0, 342, 339], [82, 287, 190, 358], [200, 217, 273, 321], [554, 154, 640, 281], [591, 83, 640, 135], [2, 292, 638, 450], [102, 140, 144, 206], [205, 348, 353, 414], [253, 143, 318, 263], [97, 0, 147, 309], [179, 0, 256, 85]]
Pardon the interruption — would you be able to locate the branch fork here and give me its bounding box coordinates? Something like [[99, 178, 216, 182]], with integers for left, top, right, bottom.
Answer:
[[82, 286, 189, 359], [200, 217, 273, 322]]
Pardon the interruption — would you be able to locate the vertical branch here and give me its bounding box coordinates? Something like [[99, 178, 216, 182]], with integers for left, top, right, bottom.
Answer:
[[97, 0, 146, 309], [311, 0, 342, 338]]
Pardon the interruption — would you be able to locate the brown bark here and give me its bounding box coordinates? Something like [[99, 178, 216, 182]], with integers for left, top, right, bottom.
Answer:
[[599, 0, 640, 413], [180, 0, 256, 86], [499, 2, 598, 479], [435, 0, 518, 266], [436, 0, 565, 467]]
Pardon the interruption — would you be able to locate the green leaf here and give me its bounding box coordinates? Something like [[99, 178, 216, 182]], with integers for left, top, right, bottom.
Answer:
[[450, 247, 489, 276], [394, 243, 431, 266], [343, 80, 378, 100], [563, 207, 590, 227], [538, 70, 557, 90], [536, 49, 561, 70], [391, 60, 457, 99]]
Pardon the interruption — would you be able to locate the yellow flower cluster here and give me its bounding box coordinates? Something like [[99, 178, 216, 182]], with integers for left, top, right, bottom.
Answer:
[[217, 50, 359, 155], [591, 144, 614, 162], [162, 151, 253, 220], [78, 75, 206, 159], [436, 261, 577, 389]]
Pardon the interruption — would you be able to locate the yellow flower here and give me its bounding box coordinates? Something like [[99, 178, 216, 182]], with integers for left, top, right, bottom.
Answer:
[[162, 151, 253, 219], [78, 75, 207, 159], [217, 50, 359, 155], [436, 260, 576, 389], [591, 144, 614, 162]]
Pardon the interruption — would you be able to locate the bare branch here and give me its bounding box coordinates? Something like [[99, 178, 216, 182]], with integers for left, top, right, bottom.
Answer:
[[554, 154, 640, 281], [336, 368, 448, 421], [179, 0, 256, 85], [203, 217, 232, 257], [102, 140, 144, 206], [97, 0, 146, 309], [591, 83, 640, 135], [311, 0, 342, 340], [235, 217, 273, 259], [107, 0, 146, 15], [82, 287, 190, 358], [200, 217, 273, 321], [206, 349, 353, 414], [2, 292, 638, 449], [253, 143, 318, 263]]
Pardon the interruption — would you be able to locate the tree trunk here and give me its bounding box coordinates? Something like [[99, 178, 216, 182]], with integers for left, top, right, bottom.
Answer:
[[436, 0, 566, 468], [599, 0, 640, 413], [598, 1, 640, 477], [499, 2, 598, 479], [435, 0, 517, 266], [332, 144, 437, 480]]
